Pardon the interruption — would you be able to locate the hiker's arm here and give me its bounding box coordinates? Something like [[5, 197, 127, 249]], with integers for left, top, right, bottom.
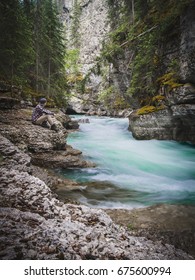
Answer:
[[43, 108, 54, 115]]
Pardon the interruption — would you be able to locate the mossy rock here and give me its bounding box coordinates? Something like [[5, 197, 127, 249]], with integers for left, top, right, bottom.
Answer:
[[152, 95, 165, 102], [136, 105, 165, 115], [157, 72, 183, 90]]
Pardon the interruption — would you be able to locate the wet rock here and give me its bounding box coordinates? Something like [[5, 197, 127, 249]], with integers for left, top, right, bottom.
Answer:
[[64, 120, 79, 130], [31, 149, 95, 169], [129, 109, 173, 140], [78, 118, 90, 123], [128, 101, 195, 144], [56, 111, 79, 130]]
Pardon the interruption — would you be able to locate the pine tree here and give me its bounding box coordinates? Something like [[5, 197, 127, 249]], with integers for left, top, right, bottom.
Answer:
[[0, 0, 68, 105], [0, 0, 33, 87], [42, 0, 67, 100], [22, 0, 68, 105]]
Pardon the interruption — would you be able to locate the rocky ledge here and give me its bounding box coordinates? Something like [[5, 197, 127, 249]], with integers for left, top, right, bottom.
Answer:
[[128, 84, 195, 143], [0, 107, 193, 259], [0, 108, 93, 169]]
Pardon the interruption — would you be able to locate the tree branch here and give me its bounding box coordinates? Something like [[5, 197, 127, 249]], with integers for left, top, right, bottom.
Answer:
[[120, 25, 159, 48], [108, 25, 159, 56]]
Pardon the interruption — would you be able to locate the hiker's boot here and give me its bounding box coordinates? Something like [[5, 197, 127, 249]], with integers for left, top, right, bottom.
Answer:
[[42, 121, 50, 128], [51, 123, 58, 132]]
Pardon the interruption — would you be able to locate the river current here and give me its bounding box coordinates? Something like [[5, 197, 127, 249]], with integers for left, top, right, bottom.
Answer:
[[58, 116, 195, 209]]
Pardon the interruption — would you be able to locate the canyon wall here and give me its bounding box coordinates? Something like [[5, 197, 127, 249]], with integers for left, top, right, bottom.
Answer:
[[59, 0, 195, 142]]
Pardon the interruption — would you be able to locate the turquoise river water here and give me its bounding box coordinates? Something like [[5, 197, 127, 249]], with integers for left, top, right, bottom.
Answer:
[[58, 116, 195, 209]]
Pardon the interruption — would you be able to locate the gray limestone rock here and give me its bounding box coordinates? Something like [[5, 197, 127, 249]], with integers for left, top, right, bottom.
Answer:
[[128, 102, 195, 143]]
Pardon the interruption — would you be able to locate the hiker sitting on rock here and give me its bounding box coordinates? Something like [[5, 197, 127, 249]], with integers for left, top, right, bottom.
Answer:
[[32, 98, 58, 132]]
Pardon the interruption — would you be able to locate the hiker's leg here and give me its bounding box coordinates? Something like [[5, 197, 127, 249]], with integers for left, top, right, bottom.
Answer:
[[35, 115, 58, 131], [35, 115, 48, 125], [46, 115, 54, 126], [35, 115, 54, 126]]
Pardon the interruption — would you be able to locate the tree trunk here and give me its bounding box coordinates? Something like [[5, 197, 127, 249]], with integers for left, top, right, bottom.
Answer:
[[48, 57, 51, 97], [35, 0, 40, 93], [132, 0, 135, 24]]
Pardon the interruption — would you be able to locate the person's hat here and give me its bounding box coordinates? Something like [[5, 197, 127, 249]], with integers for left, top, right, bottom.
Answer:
[[39, 98, 47, 104]]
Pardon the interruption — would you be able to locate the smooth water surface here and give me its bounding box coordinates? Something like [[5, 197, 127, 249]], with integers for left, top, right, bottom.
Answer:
[[58, 116, 195, 209]]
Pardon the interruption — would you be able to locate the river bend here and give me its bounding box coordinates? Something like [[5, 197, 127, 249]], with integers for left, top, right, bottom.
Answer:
[[58, 116, 195, 209]]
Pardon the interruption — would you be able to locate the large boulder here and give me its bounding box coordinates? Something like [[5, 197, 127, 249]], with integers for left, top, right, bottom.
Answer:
[[0, 119, 67, 153], [55, 110, 79, 129], [129, 105, 195, 143], [129, 83, 195, 143], [0, 108, 92, 168], [31, 145, 95, 169]]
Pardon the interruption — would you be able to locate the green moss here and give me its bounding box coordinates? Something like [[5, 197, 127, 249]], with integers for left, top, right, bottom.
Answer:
[[127, 224, 134, 230], [67, 73, 84, 84], [152, 95, 165, 102], [113, 96, 127, 109], [151, 95, 165, 105], [136, 104, 165, 115], [157, 72, 183, 90]]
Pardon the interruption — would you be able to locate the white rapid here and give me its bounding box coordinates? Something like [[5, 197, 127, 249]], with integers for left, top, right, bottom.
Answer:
[[58, 116, 195, 209]]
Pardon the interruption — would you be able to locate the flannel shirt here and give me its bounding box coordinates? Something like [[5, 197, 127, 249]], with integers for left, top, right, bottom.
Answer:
[[32, 104, 54, 123]]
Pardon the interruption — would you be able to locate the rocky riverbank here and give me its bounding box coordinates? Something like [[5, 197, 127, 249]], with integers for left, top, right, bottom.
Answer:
[[0, 106, 194, 259]]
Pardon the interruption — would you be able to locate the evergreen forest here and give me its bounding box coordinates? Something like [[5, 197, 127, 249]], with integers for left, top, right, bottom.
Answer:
[[0, 0, 67, 106]]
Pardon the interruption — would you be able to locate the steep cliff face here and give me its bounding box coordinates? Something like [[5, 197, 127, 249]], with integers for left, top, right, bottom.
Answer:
[[78, 0, 109, 73], [59, 0, 109, 68], [58, 0, 110, 114], [180, 2, 195, 84], [76, 0, 111, 114], [129, 1, 195, 143]]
